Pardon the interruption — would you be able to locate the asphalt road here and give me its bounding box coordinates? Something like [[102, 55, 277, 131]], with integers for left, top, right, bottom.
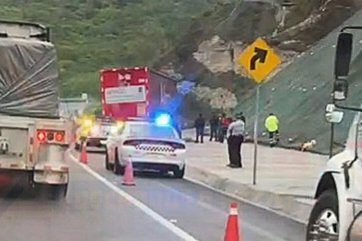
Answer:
[[78, 151, 306, 241], [0, 150, 306, 241]]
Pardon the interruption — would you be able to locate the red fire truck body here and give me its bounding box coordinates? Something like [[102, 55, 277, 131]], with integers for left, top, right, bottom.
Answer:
[[100, 67, 177, 119]]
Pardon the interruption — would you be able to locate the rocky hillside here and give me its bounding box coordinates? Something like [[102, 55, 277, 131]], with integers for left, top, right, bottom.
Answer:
[[156, 0, 362, 154], [1, 0, 361, 153]]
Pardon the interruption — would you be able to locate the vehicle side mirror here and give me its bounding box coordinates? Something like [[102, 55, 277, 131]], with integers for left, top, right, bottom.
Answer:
[[333, 79, 349, 100], [333, 32, 353, 101], [325, 111, 344, 123], [325, 104, 344, 123], [335, 32, 353, 79]]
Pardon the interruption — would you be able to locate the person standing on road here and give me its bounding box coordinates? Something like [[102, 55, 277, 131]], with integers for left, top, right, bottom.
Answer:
[[219, 113, 230, 143], [265, 113, 279, 147], [209, 113, 219, 141], [226, 113, 245, 168], [217, 113, 223, 141], [194, 113, 205, 143]]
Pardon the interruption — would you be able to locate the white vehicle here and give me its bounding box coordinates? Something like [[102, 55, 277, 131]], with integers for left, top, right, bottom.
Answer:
[[306, 27, 362, 240], [75, 116, 113, 152], [105, 115, 186, 178], [0, 21, 71, 199]]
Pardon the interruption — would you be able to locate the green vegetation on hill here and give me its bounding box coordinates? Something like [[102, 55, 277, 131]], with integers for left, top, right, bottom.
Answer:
[[0, 0, 220, 98]]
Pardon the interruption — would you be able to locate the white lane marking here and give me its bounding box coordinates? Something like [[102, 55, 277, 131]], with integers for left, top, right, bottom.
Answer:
[[68, 152, 199, 241], [156, 182, 289, 241]]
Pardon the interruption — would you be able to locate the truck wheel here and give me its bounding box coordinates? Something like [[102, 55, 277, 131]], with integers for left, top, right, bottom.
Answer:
[[40, 184, 67, 201], [306, 190, 339, 241], [174, 166, 185, 179], [113, 150, 125, 175], [63, 184, 68, 198]]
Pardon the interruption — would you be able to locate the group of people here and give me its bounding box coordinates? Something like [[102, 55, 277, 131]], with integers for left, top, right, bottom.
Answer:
[[194, 112, 280, 169], [193, 113, 235, 144]]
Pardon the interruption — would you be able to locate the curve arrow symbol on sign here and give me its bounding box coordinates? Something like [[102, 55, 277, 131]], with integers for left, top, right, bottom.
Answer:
[[250, 47, 268, 70]]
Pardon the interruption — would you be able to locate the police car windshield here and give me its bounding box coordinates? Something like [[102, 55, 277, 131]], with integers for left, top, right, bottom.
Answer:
[[127, 122, 178, 139]]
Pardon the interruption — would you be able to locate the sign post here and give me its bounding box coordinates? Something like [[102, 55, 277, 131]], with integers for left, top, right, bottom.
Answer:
[[237, 37, 281, 185], [253, 85, 260, 185]]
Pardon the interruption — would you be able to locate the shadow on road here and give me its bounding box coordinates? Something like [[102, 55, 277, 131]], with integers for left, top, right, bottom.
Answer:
[[0, 186, 66, 201], [0, 177, 66, 202], [133, 171, 177, 180]]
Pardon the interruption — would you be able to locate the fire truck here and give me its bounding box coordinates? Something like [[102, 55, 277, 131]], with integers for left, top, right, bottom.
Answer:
[[100, 67, 177, 119], [75, 67, 179, 152]]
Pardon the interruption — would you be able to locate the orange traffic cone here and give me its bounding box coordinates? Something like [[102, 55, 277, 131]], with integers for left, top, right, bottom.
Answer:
[[79, 142, 88, 164], [224, 202, 240, 241], [122, 159, 135, 186]]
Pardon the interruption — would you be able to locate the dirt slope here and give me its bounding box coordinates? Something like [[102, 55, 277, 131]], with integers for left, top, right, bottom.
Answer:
[[156, 0, 362, 154]]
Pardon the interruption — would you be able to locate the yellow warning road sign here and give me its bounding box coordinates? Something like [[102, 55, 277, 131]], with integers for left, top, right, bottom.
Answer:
[[238, 38, 281, 84]]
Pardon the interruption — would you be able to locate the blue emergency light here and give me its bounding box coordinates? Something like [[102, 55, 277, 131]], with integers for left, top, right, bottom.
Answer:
[[154, 113, 171, 126]]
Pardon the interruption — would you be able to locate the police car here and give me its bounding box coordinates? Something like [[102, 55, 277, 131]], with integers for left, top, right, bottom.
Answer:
[[104, 113, 186, 178]]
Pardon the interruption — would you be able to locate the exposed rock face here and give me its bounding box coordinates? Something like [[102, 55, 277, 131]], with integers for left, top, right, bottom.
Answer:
[[193, 86, 238, 112], [155, 0, 362, 154]]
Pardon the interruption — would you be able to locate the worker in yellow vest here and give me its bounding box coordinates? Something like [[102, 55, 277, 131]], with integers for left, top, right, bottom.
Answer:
[[75, 115, 94, 150], [265, 113, 279, 147]]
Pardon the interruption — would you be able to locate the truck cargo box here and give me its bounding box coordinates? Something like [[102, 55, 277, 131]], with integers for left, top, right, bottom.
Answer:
[[0, 26, 59, 117], [100, 67, 177, 119]]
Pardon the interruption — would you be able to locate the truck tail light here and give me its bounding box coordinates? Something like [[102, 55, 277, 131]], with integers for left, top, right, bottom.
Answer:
[[36, 130, 65, 144], [37, 131, 46, 142], [55, 132, 65, 142], [47, 132, 54, 141]]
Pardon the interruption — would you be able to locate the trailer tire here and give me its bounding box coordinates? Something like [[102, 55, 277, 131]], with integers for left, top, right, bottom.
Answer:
[[62, 184, 68, 198], [55, 184, 67, 200], [41, 184, 67, 201]]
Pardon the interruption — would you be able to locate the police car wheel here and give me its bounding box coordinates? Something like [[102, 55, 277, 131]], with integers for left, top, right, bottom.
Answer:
[[105, 150, 111, 170], [174, 167, 185, 179], [75, 143, 80, 151], [306, 190, 339, 241]]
